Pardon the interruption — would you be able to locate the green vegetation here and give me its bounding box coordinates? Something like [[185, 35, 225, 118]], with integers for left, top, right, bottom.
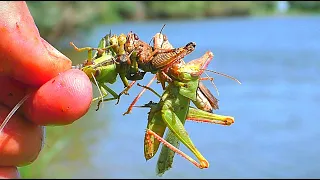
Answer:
[[27, 1, 320, 46]]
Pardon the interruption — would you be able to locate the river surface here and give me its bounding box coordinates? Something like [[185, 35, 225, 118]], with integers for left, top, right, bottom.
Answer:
[[51, 15, 320, 178]]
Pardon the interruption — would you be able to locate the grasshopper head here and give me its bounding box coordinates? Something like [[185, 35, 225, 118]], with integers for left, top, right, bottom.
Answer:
[[118, 33, 127, 46], [185, 51, 214, 77], [153, 33, 172, 49], [153, 33, 164, 48], [82, 65, 96, 79], [171, 51, 213, 82], [125, 31, 139, 52], [110, 35, 118, 46]]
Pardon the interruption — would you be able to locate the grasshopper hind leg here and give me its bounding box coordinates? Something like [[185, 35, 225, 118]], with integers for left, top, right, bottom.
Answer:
[[146, 129, 204, 169], [123, 75, 157, 115], [70, 42, 95, 65]]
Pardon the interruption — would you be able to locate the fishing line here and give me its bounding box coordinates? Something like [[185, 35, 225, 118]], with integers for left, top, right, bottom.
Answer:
[[0, 93, 31, 133]]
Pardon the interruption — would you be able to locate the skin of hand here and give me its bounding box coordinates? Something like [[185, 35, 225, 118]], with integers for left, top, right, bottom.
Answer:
[[0, 2, 93, 178]]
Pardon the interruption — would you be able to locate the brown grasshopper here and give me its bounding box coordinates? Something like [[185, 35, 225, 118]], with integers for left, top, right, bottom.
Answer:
[[114, 30, 197, 106]]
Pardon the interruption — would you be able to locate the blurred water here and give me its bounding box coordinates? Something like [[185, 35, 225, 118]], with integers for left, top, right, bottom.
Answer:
[[71, 16, 320, 178]]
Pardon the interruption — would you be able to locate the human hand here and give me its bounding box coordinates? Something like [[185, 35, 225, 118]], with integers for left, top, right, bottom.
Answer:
[[0, 2, 93, 178]]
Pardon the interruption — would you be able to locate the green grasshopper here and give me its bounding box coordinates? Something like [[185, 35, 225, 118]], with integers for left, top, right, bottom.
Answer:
[[117, 32, 237, 175], [138, 101, 233, 176], [70, 33, 146, 110], [151, 33, 240, 176], [138, 51, 235, 174]]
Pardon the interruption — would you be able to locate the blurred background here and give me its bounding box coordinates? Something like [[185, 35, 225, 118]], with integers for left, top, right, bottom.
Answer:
[[19, 1, 320, 178]]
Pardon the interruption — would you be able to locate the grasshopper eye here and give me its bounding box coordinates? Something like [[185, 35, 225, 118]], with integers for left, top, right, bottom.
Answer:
[[134, 34, 139, 40], [95, 69, 100, 77], [163, 35, 168, 41]]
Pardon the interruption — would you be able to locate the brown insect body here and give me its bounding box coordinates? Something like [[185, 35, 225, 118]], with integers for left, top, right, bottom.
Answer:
[[125, 32, 196, 75]]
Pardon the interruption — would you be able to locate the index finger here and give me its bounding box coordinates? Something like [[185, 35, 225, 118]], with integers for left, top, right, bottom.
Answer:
[[0, 167, 20, 179]]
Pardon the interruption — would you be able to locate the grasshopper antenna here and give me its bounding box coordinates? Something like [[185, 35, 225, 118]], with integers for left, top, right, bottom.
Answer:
[[204, 71, 220, 96], [159, 24, 166, 34], [159, 24, 166, 48], [0, 93, 31, 133], [148, 24, 167, 46], [148, 37, 154, 46], [204, 69, 241, 84]]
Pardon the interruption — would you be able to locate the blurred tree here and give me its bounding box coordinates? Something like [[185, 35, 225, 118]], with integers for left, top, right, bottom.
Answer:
[[290, 1, 320, 11], [26, 1, 320, 46], [27, 1, 122, 46]]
